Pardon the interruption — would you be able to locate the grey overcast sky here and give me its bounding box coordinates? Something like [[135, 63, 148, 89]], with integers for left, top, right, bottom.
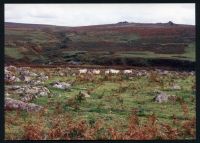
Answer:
[[5, 4, 195, 26]]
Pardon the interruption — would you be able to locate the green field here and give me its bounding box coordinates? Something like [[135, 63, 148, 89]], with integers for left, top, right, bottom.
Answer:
[[5, 67, 196, 140]]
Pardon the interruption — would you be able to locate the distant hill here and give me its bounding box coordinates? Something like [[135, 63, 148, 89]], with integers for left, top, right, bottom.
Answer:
[[5, 22, 195, 69]]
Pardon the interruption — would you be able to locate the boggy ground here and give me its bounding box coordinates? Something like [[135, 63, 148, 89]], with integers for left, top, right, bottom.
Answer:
[[5, 66, 196, 140]]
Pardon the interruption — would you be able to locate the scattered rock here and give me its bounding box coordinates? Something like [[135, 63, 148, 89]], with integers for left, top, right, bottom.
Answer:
[[58, 71, 65, 76], [39, 75, 49, 81], [154, 92, 178, 104], [29, 72, 38, 77], [190, 71, 195, 76], [20, 86, 50, 102], [154, 92, 169, 103], [52, 82, 71, 90], [5, 98, 43, 112], [28, 80, 44, 85], [167, 21, 174, 26], [5, 72, 16, 83], [38, 87, 50, 96], [5, 65, 17, 72], [117, 21, 129, 25], [5, 69, 11, 75], [7, 85, 21, 90], [9, 85, 51, 100], [21, 94, 36, 102], [25, 86, 40, 94], [19, 75, 32, 82], [15, 86, 26, 94], [27, 86, 50, 95], [5, 92, 10, 97], [79, 91, 90, 98], [15, 77, 21, 82]]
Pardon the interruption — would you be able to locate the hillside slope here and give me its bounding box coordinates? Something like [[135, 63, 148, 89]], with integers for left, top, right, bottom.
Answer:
[[5, 22, 195, 69]]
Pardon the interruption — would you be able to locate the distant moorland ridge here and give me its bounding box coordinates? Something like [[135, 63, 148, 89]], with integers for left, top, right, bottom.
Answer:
[[5, 21, 195, 70]]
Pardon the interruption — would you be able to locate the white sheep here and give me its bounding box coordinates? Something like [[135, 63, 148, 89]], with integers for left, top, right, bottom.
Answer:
[[92, 69, 100, 75], [110, 69, 120, 74], [105, 70, 110, 74], [79, 69, 87, 74], [123, 69, 132, 74]]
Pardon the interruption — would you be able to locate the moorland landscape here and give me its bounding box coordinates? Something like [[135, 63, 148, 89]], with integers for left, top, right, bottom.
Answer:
[[5, 21, 196, 140]]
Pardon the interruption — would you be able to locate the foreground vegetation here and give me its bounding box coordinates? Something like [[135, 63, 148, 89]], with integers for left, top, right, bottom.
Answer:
[[5, 67, 196, 140]]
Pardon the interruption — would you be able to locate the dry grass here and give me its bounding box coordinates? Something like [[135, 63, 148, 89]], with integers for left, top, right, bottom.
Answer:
[[5, 112, 196, 140]]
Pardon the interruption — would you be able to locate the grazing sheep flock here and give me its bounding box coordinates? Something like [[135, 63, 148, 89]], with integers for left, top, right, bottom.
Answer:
[[5, 65, 195, 106], [5, 66, 145, 112], [78, 68, 130, 75], [79, 68, 120, 75]]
